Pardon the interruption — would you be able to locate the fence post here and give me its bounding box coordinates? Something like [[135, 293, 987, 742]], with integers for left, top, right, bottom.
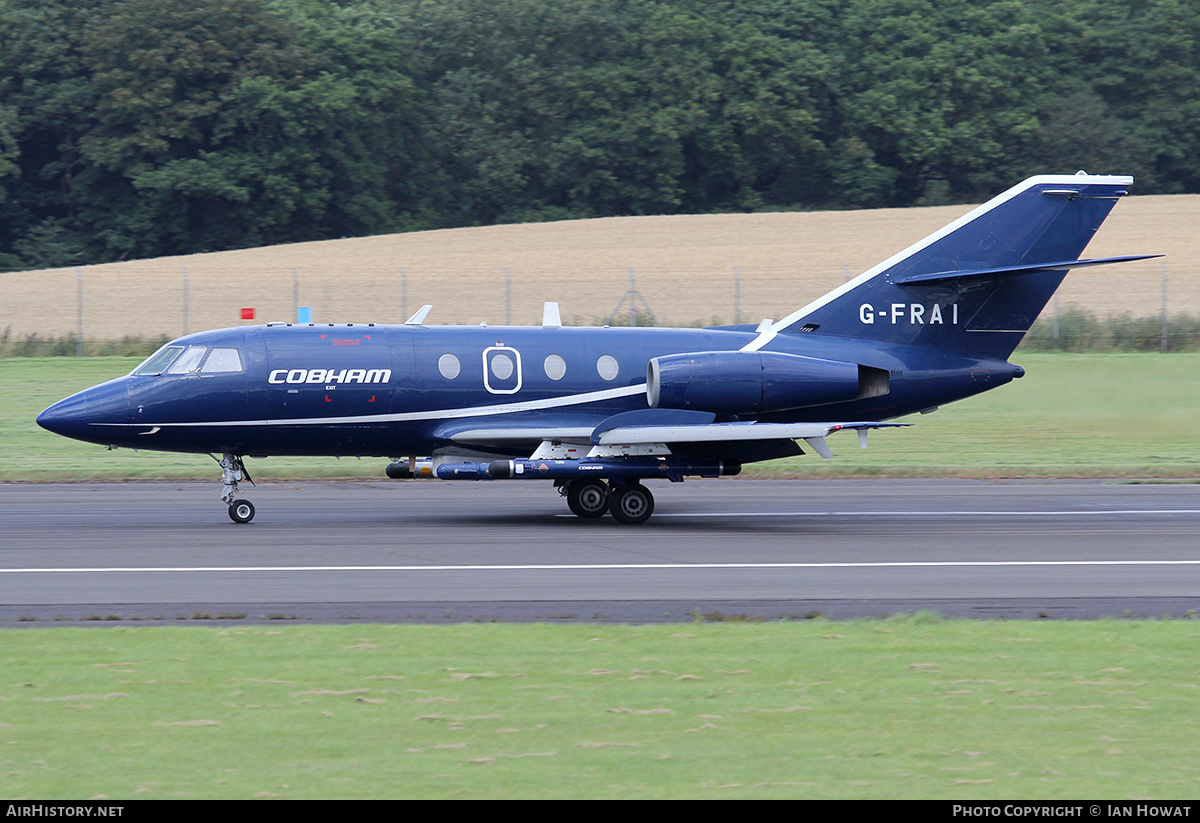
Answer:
[[1161, 262, 1168, 353], [75, 266, 83, 356], [629, 268, 637, 327], [505, 268, 511, 325], [733, 267, 741, 325], [1053, 292, 1060, 344]]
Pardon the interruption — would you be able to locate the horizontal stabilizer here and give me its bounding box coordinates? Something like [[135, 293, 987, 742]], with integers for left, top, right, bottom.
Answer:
[[894, 254, 1162, 285]]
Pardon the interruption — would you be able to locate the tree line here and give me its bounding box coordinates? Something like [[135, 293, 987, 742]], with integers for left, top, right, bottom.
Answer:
[[1, 0, 1196, 268]]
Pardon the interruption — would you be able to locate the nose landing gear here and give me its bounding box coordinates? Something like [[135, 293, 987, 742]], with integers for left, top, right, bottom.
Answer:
[[216, 453, 256, 523]]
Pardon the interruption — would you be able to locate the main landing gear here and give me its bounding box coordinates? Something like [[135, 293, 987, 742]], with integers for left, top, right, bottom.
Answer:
[[559, 479, 655, 524], [609, 483, 655, 524], [217, 453, 256, 523], [565, 479, 608, 518]]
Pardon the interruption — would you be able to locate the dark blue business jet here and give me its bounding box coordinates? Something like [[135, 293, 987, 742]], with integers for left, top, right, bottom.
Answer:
[[38, 173, 1156, 524]]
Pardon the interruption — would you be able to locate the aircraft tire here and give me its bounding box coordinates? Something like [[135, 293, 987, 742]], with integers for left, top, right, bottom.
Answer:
[[609, 484, 654, 524], [228, 499, 256, 524], [566, 480, 609, 518]]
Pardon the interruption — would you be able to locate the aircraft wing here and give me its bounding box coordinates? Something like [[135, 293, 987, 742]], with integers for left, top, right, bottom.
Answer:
[[593, 419, 907, 459], [432, 416, 603, 459], [438, 408, 906, 461], [434, 409, 712, 450], [445, 425, 595, 446]]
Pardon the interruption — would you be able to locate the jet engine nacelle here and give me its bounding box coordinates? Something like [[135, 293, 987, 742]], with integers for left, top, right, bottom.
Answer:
[[647, 351, 888, 415]]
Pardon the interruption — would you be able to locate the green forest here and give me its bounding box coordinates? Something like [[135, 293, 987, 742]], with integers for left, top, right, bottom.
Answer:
[[1, 0, 1196, 268]]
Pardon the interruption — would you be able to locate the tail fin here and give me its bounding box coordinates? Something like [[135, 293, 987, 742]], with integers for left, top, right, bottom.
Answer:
[[746, 174, 1157, 360]]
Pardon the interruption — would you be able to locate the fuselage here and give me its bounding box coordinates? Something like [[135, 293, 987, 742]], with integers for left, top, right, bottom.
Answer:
[[37, 321, 1019, 460]]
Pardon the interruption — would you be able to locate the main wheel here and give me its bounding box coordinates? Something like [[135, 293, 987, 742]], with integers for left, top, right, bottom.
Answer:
[[609, 484, 654, 524], [228, 499, 256, 524], [566, 480, 608, 518]]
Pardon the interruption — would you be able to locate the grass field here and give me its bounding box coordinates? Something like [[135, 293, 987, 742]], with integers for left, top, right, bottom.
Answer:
[[2, 619, 1198, 799], [8, 353, 1200, 481]]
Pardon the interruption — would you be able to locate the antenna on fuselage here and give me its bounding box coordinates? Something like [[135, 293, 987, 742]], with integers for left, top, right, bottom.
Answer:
[[542, 302, 562, 328], [404, 305, 432, 325]]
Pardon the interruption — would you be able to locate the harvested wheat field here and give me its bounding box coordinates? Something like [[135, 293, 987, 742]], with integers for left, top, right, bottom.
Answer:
[[2, 193, 1197, 340]]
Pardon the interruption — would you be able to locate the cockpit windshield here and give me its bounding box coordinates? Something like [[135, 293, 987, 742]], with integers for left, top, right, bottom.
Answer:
[[132, 345, 184, 376], [167, 345, 207, 374], [132, 345, 244, 376]]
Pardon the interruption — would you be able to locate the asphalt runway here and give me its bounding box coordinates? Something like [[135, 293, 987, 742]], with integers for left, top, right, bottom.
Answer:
[[2, 478, 1199, 624]]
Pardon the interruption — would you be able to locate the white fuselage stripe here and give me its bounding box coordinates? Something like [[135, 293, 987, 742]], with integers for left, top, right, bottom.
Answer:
[[99, 383, 648, 428]]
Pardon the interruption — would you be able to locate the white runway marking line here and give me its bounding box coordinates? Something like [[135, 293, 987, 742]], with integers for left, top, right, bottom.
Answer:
[[654, 509, 1200, 518], [4, 560, 1200, 574]]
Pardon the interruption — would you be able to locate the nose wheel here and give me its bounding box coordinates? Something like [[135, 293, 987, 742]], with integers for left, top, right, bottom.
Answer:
[[228, 498, 256, 523]]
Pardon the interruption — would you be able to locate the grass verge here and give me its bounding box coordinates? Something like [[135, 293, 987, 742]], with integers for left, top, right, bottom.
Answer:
[[6, 353, 1200, 481], [2, 619, 1198, 799]]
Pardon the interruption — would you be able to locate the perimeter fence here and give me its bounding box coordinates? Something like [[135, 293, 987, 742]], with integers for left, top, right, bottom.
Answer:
[[2, 259, 1198, 354]]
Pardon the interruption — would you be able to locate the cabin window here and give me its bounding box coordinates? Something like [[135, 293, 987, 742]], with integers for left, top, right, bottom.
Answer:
[[438, 353, 461, 379], [132, 345, 184, 376], [167, 346, 207, 374], [543, 354, 566, 380], [202, 347, 243, 373], [596, 355, 619, 381], [490, 353, 514, 380]]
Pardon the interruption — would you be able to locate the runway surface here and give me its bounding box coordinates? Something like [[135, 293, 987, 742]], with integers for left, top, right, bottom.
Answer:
[[2, 478, 1199, 624]]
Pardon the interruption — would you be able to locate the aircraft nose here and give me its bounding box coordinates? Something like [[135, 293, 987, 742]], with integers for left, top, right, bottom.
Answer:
[[36, 392, 91, 440], [37, 378, 131, 445]]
